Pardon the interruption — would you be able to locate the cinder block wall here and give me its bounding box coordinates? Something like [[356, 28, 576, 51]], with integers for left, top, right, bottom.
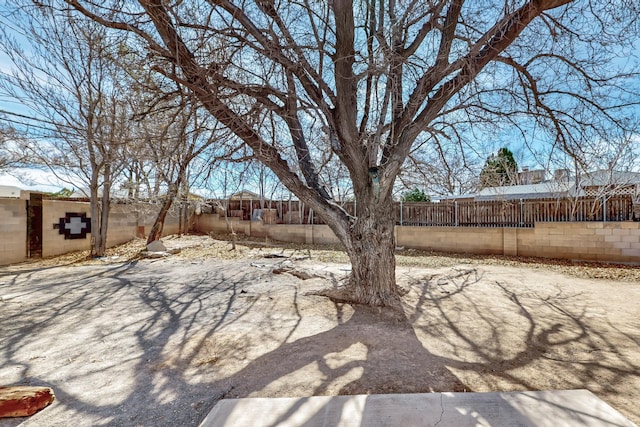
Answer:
[[194, 214, 342, 245], [41, 202, 190, 258], [5, 201, 638, 265], [398, 223, 640, 262], [518, 222, 640, 263], [195, 213, 239, 234], [0, 198, 27, 264], [309, 225, 342, 245], [0, 198, 196, 265], [107, 204, 139, 246], [194, 214, 640, 264], [395, 226, 504, 255], [135, 204, 191, 237]]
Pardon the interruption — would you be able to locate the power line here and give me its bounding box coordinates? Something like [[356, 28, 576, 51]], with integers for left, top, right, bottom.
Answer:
[[0, 107, 59, 126], [0, 107, 233, 146]]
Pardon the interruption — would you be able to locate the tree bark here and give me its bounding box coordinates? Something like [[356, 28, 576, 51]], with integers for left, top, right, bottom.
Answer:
[[89, 165, 112, 257], [147, 197, 172, 244], [89, 169, 103, 257], [147, 182, 178, 244], [98, 165, 112, 255], [337, 194, 400, 307]]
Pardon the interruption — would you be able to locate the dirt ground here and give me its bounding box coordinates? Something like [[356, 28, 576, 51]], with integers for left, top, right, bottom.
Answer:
[[1, 235, 639, 426]]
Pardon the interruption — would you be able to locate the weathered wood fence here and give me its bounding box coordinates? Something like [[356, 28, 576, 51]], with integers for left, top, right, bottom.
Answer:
[[212, 195, 636, 228]]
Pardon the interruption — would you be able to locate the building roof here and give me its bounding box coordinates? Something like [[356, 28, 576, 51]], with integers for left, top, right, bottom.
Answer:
[[435, 169, 640, 202], [475, 181, 577, 201], [229, 190, 262, 200], [0, 185, 22, 198], [579, 170, 640, 187]]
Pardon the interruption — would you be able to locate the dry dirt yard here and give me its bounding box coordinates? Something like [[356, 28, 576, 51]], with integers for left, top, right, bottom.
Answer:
[[1, 234, 639, 426]]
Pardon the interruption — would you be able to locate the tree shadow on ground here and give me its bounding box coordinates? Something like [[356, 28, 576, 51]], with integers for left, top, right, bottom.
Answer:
[[1, 259, 466, 426], [406, 268, 640, 424], [1, 261, 638, 426]]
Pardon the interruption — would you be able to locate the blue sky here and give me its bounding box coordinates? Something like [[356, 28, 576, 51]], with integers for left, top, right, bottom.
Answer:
[[1, 2, 639, 196]]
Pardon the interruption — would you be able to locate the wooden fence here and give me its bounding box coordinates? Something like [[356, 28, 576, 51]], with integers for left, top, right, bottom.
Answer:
[[211, 195, 636, 228]]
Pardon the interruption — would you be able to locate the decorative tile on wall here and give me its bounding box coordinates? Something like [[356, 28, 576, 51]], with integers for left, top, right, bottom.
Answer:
[[54, 213, 92, 239]]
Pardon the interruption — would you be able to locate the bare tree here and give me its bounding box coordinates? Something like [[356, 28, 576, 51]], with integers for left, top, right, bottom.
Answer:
[[548, 130, 640, 220], [0, 123, 26, 172], [0, 5, 137, 256], [144, 98, 232, 243], [245, 161, 285, 208], [400, 149, 480, 198], [64, 0, 639, 306]]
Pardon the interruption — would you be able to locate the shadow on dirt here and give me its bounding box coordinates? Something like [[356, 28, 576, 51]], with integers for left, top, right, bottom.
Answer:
[[1, 261, 638, 426], [406, 268, 640, 423]]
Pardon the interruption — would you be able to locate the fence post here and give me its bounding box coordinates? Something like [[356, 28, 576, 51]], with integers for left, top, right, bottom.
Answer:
[[520, 198, 524, 227], [454, 201, 458, 227], [400, 201, 403, 226], [603, 197, 607, 222]]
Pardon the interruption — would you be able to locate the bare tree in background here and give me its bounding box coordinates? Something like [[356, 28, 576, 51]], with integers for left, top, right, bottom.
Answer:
[[64, 0, 639, 306], [400, 149, 480, 198], [247, 161, 286, 208], [0, 5, 137, 256], [549, 130, 640, 220], [144, 98, 232, 244], [0, 124, 26, 172]]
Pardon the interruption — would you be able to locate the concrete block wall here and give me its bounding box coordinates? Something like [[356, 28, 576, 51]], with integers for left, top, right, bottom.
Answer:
[[194, 214, 342, 245], [44, 202, 148, 257], [503, 228, 518, 257], [134, 204, 193, 237], [264, 224, 307, 244], [395, 226, 504, 255], [40, 202, 192, 259], [0, 199, 27, 264], [0, 198, 197, 265], [194, 213, 640, 264], [308, 225, 342, 245], [517, 222, 640, 263], [5, 201, 638, 265], [196, 213, 240, 235], [107, 204, 140, 247]]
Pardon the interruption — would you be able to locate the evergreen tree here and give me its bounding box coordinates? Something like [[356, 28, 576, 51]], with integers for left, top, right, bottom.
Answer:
[[480, 148, 519, 188], [401, 188, 430, 202]]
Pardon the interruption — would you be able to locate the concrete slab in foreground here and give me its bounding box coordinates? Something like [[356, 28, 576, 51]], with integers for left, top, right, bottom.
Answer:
[[199, 389, 637, 427]]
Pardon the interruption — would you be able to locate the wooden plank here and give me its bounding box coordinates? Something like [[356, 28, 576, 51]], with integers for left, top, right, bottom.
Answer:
[[0, 386, 55, 418]]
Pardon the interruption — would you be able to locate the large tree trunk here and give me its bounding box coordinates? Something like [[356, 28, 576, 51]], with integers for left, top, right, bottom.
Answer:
[[89, 189, 100, 257], [335, 195, 401, 307]]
